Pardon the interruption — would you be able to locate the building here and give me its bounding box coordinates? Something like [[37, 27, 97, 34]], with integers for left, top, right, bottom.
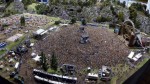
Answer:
[[37, 0, 49, 3], [86, 73, 98, 81], [99, 66, 112, 81]]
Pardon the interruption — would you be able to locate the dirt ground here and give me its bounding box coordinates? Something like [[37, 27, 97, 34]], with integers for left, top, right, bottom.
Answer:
[[19, 49, 40, 84]]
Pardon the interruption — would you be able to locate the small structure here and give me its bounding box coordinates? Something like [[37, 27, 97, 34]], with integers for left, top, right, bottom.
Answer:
[[48, 26, 58, 32], [0, 42, 7, 50], [127, 51, 143, 62], [30, 43, 34, 47], [7, 34, 23, 42], [132, 53, 142, 62], [37, 0, 49, 4], [33, 55, 41, 62], [15, 62, 19, 69], [114, 24, 120, 34], [24, 39, 31, 47], [0, 65, 4, 70], [16, 46, 28, 54], [141, 36, 150, 47], [129, 32, 143, 47], [86, 73, 98, 81], [80, 33, 89, 44], [33, 29, 48, 39], [34, 29, 45, 35], [31, 53, 36, 57], [61, 64, 76, 75], [60, 24, 68, 27], [99, 66, 112, 81], [128, 51, 135, 59]]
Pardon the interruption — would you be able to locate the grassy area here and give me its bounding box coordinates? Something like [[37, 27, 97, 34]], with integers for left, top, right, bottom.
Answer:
[[111, 76, 117, 84], [6, 36, 25, 50], [118, 58, 149, 83], [137, 58, 149, 68], [47, 68, 56, 74], [42, 16, 61, 29], [0, 50, 6, 56], [27, 3, 38, 12], [47, 68, 61, 75], [5, 2, 14, 12]]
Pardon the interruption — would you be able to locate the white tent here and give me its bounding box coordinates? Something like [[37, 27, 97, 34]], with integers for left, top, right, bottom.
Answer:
[[128, 51, 135, 59], [35, 29, 45, 35], [15, 62, 19, 69], [33, 55, 41, 62]]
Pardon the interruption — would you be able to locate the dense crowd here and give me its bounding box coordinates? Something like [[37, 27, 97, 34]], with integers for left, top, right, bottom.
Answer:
[[34, 25, 130, 82]]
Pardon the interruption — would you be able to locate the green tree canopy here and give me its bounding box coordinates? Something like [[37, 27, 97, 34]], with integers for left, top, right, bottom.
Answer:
[[50, 52, 58, 71], [70, 17, 76, 24], [40, 52, 48, 71], [20, 16, 25, 26], [118, 12, 124, 22]]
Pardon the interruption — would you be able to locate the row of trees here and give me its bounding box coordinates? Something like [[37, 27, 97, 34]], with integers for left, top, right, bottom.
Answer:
[[40, 52, 58, 71], [117, 1, 126, 8], [96, 16, 112, 23], [129, 7, 141, 29], [130, 3, 150, 17], [49, 0, 97, 6]]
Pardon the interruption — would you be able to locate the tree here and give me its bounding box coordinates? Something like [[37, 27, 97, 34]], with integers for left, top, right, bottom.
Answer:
[[54, 21, 61, 25], [96, 16, 111, 23], [118, 12, 124, 22], [20, 16, 25, 26], [135, 20, 141, 29], [122, 1, 126, 7], [50, 52, 58, 71], [40, 52, 48, 71], [70, 18, 76, 24], [96, 16, 102, 23], [81, 18, 86, 25], [36, 3, 49, 14], [129, 7, 137, 22]]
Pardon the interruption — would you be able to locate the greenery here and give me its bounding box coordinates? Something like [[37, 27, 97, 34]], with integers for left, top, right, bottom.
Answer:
[[81, 19, 87, 25], [4, 2, 19, 17], [0, 50, 6, 56], [96, 16, 111, 23], [40, 52, 49, 71], [22, 0, 36, 9], [27, 3, 38, 12], [50, 0, 97, 6], [7, 36, 25, 50], [118, 12, 124, 22], [20, 16, 25, 26], [117, 0, 126, 7], [70, 18, 76, 24], [122, 1, 126, 7], [54, 21, 61, 25], [50, 52, 58, 71], [130, 3, 150, 17], [5, 0, 14, 8], [35, 3, 49, 14]]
